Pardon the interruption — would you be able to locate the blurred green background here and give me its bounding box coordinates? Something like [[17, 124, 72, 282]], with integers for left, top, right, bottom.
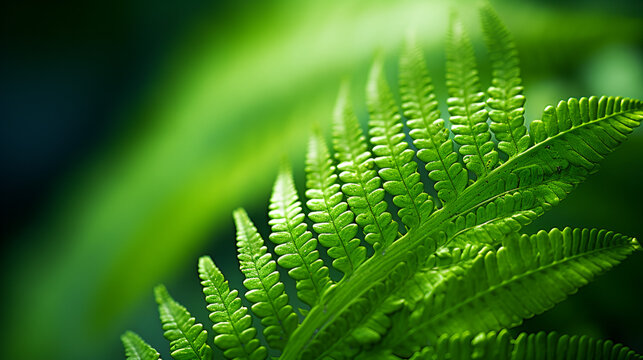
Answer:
[[1, 0, 641, 359]]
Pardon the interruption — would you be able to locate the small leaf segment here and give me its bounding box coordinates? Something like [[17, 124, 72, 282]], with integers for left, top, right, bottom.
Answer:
[[154, 285, 213, 360], [399, 37, 468, 205], [446, 16, 498, 178], [198, 256, 267, 360], [269, 164, 333, 307], [121, 331, 161, 360], [481, 5, 530, 158], [367, 58, 434, 230], [332, 84, 398, 251], [305, 130, 367, 276], [233, 208, 299, 350]]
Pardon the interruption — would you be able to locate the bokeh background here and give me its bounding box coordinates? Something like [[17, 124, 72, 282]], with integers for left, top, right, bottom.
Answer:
[[1, 0, 641, 359]]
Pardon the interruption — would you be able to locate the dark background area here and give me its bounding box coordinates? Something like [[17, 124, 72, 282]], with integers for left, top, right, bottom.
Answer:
[[1, 0, 641, 359]]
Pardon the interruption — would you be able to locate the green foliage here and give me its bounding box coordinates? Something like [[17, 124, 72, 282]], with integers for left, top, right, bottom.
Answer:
[[333, 84, 399, 250], [121, 331, 161, 360], [198, 256, 266, 360], [123, 5, 642, 360], [154, 285, 212, 360], [306, 130, 367, 276], [409, 330, 643, 360], [233, 209, 298, 350], [268, 164, 333, 307]]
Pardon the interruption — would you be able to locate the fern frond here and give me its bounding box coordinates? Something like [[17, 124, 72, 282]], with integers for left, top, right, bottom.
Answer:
[[121, 331, 161, 360], [332, 85, 398, 251], [154, 285, 213, 360], [268, 164, 332, 307], [399, 37, 468, 205], [392, 228, 639, 355], [409, 330, 643, 360], [198, 256, 267, 360], [125, 5, 643, 360], [446, 17, 498, 178], [233, 208, 298, 350], [480, 5, 530, 158], [367, 58, 434, 229], [305, 130, 366, 276]]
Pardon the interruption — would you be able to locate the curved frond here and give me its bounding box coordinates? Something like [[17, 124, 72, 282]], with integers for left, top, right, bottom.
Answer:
[[198, 256, 267, 360], [332, 85, 398, 251], [392, 228, 639, 355], [233, 209, 298, 350], [305, 131, 366, 276], [121, 331, 161, 360], [409, 330, 643, 360], [399, 37, 467, 205], [154, 285, 213, 360], [367, 58, 434, 229], [268, 164, 332, 307], [446, 17, 498, 178], [481, 5, 530, 158]]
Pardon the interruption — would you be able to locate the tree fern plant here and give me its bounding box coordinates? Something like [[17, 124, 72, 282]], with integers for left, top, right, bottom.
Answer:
[[122, 5, 642, 360]]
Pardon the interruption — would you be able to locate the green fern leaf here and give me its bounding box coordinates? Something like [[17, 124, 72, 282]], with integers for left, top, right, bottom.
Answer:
[[123, 5, 643, 360], [233, 208, 299, 350], [446, 17, 498, 178], [367, 58, 434, 229], [154, 285, 213, 360], [399, 37, 468, 205], [121, 331, 161, 360], [480, 5, 530, 158], [391, 228, 639, 355], [198, 256, 267, 360], [305, 130, 366, 276], [268, 164, 332, 307], [409, 330, 643, 359], [332, 85, 398, 250]]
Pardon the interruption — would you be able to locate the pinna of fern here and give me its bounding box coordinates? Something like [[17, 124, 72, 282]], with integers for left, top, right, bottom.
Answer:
[[122, 4, 642, 360]]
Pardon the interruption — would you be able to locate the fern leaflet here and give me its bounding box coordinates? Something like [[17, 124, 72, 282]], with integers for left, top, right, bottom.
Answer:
[[198, 256, 267, 360], [268, 164, 332, 307], [233, 208, 298, 350], [332, 85, 398, 251], [481, 5, 530, 158], [121, 331, 161, 360], [154, 285, 213, 360], [305, 130, 366, 276], [399, 37, 468, 205], [446, 17, 498, 178], [367, 58, 434, 230]]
